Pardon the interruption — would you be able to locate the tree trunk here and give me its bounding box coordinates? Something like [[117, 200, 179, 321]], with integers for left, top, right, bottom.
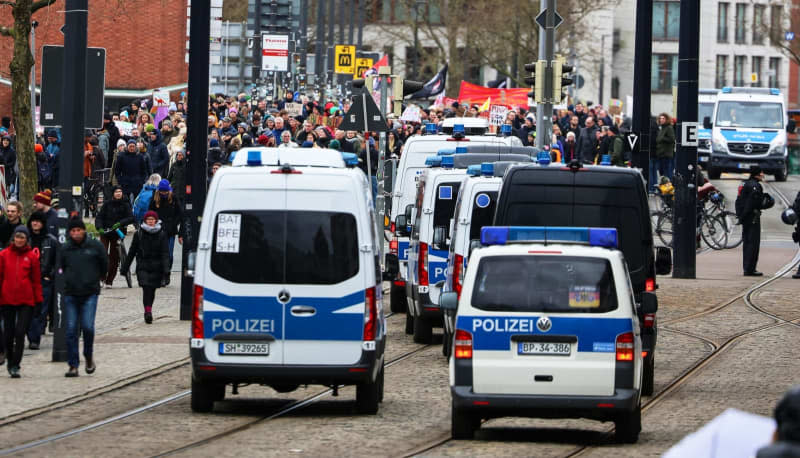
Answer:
[[10, 0, 37, 218]]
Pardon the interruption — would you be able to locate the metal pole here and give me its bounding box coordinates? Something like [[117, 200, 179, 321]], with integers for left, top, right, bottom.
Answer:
[[412, 4, 419, 78], [224, 20, 229, 95], [252, 0, 262, 84], [357, 0, 364, 48], [536, 0, 555, 149], [327, 0, 335, 89], [179, 0, 210, 320], [631, 0, 653, 177], [30, 23, 36, 140], [347, 0, 354, 45], [672, 0, 700, 279], [315, 0, 324, 89], [599, 35, 605, 106], [378, 70, 389, 268], [299, 0, 307, 92]]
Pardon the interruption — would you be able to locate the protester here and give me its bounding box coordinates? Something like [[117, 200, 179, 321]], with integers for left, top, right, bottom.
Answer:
[[148, 179, 183, 274], [167, 149, 187, 203], [95, 186, 135, 288], [120, 211, 170, 324], [133, 174, 161, 224], [25, 212, 58, 349], [32, 190, 58, 238], [114, 140, 150, 204], [0, 201, 24, 247]]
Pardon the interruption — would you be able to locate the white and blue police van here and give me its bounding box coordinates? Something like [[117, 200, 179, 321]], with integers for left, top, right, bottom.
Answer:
[[388, 119, 522, 315], [705, 87, 796, 181], [697, 88, 719, 168], [190, 147, 386, 414], [440, 226, 657, 443]]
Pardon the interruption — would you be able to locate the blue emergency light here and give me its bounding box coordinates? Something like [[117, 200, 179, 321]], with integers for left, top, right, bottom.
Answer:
[[600, 154, 611, 166], [341, 152, 359, 167], [441, 155, 455, 168], [500, 124, 512, 136], [721, 87, 732, 93], [453, 124, 465, 135], [770, 88, 780, 95], [425, 156, 443, 166], [425, 123, 438, 134], [247, 150, 262, 166], [537, 151, 551, 165], [480, 162, 494, 176], [455, 146, 468, 154], [466, 164, 481, 176], [480, 226, 618, 248], [437, 148, 456, 156]]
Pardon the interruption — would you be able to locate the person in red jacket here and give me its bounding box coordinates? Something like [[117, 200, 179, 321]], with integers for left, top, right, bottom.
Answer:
[[0, 226, 43, 378]]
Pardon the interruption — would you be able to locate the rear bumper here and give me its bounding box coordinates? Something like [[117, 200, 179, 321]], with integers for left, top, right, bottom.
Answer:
[[411, 288, 444, 324], [710, 153, 786, 173], [191, 339, 384, 386], [451, 386, 639, 421]]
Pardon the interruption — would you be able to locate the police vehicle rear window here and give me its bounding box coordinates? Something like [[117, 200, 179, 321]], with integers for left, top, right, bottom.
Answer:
[[471, 256, 618, 314], [211, 211, 359, 285], [469, 191, 498, 240], [432, 182, 461, 251]]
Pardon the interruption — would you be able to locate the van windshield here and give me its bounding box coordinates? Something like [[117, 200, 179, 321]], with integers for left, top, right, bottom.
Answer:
[[211, 210, 359, 285], [471, 256, 618, 313], [698, 103, 714, 122], [715, 101, 783, 128]]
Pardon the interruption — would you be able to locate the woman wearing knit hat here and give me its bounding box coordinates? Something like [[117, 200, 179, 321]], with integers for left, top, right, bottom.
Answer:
[[0, 226, 43, 378], [120, 211, 169, 324], [148, 179, 183, 279]]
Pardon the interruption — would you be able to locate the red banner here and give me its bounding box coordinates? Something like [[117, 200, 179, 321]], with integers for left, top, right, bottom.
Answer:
[[457, 81, 530, 108]]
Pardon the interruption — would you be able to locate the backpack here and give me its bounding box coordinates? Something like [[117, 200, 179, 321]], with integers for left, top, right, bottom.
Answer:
[[133, 186, 155, 223], [735, 182, 746, 219]]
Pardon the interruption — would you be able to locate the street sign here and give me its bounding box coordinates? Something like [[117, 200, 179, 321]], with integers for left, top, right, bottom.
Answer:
[[750, 72, 759, 84], [339, 88, 387, 132], [261, 34, 289, 71], [354, 57, 374, 78], [40, 45, 105, 128], [786, 31, 795, 41], [626, 132, 639, 151], [681, 122, 698, 147], [536, 10, 563, 29], [335, 45, 356, 74]]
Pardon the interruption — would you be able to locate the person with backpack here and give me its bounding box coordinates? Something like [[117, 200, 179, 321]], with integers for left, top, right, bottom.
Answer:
[[736, 166, 774, 276], [133, 174, 161, 224], [119, 211, 169, 324], [95, 186, 134, 288]]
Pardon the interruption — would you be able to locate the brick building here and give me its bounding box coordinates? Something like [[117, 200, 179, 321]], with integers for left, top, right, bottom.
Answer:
[[0, 0, 188, 117]]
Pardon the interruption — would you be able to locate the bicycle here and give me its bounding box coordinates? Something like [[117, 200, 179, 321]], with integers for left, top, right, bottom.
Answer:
[[99, 224, 133, 288], [83, 168, 111, 218], [651, 199, 728, 250], [705, 190, 743, 249]]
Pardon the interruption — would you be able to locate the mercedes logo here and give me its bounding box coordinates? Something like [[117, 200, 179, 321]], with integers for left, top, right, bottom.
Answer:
[[536, 316, 552, 332], [744, 143, 753, 153], [277, 290, 291, 304]]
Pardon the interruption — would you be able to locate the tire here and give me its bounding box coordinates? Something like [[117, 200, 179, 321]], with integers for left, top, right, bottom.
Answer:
[[720, 211, 743, 249], [614, 404, 642, 444], [700, 215, 728, 250], [390, 284, 406, 314], [775, 162, 788, 182], [652, 211, 673, 247], [413, 315, 433, 344], [190, 378, 216, 413], [708, 166, 721, 180], [405, 309, 414, 335], [642, 354, 655, 396], [442, 327, 451, 358], [356, 364, 382, 414], [451, 405, 477, 440]]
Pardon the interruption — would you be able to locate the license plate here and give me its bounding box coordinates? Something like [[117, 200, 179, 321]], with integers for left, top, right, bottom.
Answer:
[[738, 162, 756, 169], [517, 341, 571, 356], [698, 156, 708, 162], [219, 342, 270, 356]]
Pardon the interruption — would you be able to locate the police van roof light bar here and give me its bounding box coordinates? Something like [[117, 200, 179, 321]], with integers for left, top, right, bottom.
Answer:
[[425, 123, 438, 134], [441, 155, 455, 168], [437, 148, 456, 156], [480, 226, 618, 248], [480, 162, 494, 176], [341, 152, 359, 167], [466, 164, 481, 176], [247, 150, 262, 166], [425, 156, 443, 167]]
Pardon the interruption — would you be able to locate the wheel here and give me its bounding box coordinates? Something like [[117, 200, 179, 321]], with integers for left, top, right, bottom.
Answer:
[[642, 353, 654, 396], [700, 215, 727, 250], [720, 211, 743, 249], [377, 362, 385, 403], [212, 383, 226, 401], [190, 377, 217, 413], [413, 315, 433, 344], [653, 211, 673, 247], [775, 162, 788, 182], [390, 284, 406, 314], [405, 308, 414, 335], [708, 166, 721, 180], [614, 404, 642, 444], [119, 244, 133, 288], [442, 327, 452, 358], [356, 364, 382, 414], [451, 405, 477, 440]]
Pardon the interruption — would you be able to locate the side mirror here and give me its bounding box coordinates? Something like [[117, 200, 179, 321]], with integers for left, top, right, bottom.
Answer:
[[433, 226, 448, 249], [404, 204, 414, 222], [655, 247, 672, 276], [395, 215, 408, 236], [440, 292, 459, 311], [469, 239, 482, 256], [788, 120, 797, 134], [641, 292, 658, 315], [703, 116, 712, 130]]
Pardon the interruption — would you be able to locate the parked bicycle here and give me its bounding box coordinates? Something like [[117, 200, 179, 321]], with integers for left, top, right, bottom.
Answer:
[[652, 190, 739, 250]]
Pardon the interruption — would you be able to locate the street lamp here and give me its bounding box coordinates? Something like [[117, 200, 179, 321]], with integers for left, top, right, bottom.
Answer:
[[411, 0, 427, 78]]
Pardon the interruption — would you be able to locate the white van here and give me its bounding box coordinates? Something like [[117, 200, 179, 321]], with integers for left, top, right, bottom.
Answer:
[[697, 88, 718, 168], [387, 119, 522, 314], [189, 148, 386, 414]]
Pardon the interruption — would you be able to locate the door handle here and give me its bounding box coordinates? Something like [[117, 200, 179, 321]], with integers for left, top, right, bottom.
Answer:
[[290, 305, 316, 316]]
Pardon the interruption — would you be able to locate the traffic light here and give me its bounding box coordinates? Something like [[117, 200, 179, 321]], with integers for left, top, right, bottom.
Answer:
[[392, 77, 424, 116], [524, 60, 546, 104], [352, 75, 376, 92], [551, 58, 574, 102]]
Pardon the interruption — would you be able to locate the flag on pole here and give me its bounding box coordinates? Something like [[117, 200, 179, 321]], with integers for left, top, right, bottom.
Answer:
[[478, 97, 491, 112], [408, 64, 448, 99]]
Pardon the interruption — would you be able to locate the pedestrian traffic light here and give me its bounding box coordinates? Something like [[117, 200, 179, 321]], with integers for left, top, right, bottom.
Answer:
[[392, 77, 424, 116], [524, 61, 545, 104], [352, 75, 376, 92], [551, 58, 574, 102]]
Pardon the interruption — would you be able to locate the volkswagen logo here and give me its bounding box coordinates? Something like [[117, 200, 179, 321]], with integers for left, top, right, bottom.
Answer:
[[536, 316, 552, 332], [744, 143, 753, 154], [277, 290, 291, 304]]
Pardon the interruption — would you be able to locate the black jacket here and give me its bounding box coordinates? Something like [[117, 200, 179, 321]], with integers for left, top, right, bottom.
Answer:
[[0, 143, 16, 186], [58, 235, 108, 296], [95, 198, 134, 235], [114, 151, 149, 192], [120, 223, 169, 288], [149, 195, 184, 237], [44, 208, 59, 239], [167, 159, 187, 202], [740, 178, 767, 224], [28, 229, 59, 280], [147, 132, 170, 177], [577, 125, 599, 163], [0, 217, 24, 247]]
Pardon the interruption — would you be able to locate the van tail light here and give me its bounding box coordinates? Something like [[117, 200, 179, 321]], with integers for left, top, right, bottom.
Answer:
[[616, 332, 634, 361], [391, 222, 396, 233], [419, 242, 429, 286], [390, 237, 398, 254], [453, 254, 465, 299], [363, 287, 378, 341], [192, 285, 204, 339], [454, 329, 473, 359], [645, 277, 656, 292], [643, 313, 655, 328]]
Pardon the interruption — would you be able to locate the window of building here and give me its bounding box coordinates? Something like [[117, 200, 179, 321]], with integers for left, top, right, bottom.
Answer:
[[734, 55, 747, 86], [753, 5, 766, 44], [735, 3, 747, 44], [652, 1, 680, 40], [771, 5, 783, 43], [716, 55, 728, 88], [651, 54, 678, 93], [717, 3, 729, 43], [769, 57, 781, 88], [751, 56, 763, 86]]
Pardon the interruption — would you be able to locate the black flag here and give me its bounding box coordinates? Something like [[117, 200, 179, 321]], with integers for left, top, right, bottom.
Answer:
[[408, 64, 448, 99]]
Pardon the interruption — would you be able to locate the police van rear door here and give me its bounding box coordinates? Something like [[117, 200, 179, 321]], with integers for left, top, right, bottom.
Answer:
[[428, 178, 461, 305], [467, 254, 625, 396]]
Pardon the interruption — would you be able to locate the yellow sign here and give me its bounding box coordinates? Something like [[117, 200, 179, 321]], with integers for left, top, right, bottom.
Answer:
[[354, 58, 374, 78], [750, 72, 759, 83], [335, 45, 356, 74]]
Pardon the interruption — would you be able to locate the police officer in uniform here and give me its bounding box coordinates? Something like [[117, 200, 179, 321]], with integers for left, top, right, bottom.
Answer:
[[740, 166, 773, 276]]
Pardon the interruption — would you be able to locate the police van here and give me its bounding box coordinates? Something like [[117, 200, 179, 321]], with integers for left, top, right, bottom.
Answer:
[[440, 226, 657, 443], [704, 86, 796, 180], [697, 88, 719, 168], [190, 148, 386, 414], [388, 119, 522, 315]]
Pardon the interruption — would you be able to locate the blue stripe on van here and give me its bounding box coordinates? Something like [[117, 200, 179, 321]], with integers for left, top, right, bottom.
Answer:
[[456, 315, 633, 352], [398, 240, 410, 261]]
